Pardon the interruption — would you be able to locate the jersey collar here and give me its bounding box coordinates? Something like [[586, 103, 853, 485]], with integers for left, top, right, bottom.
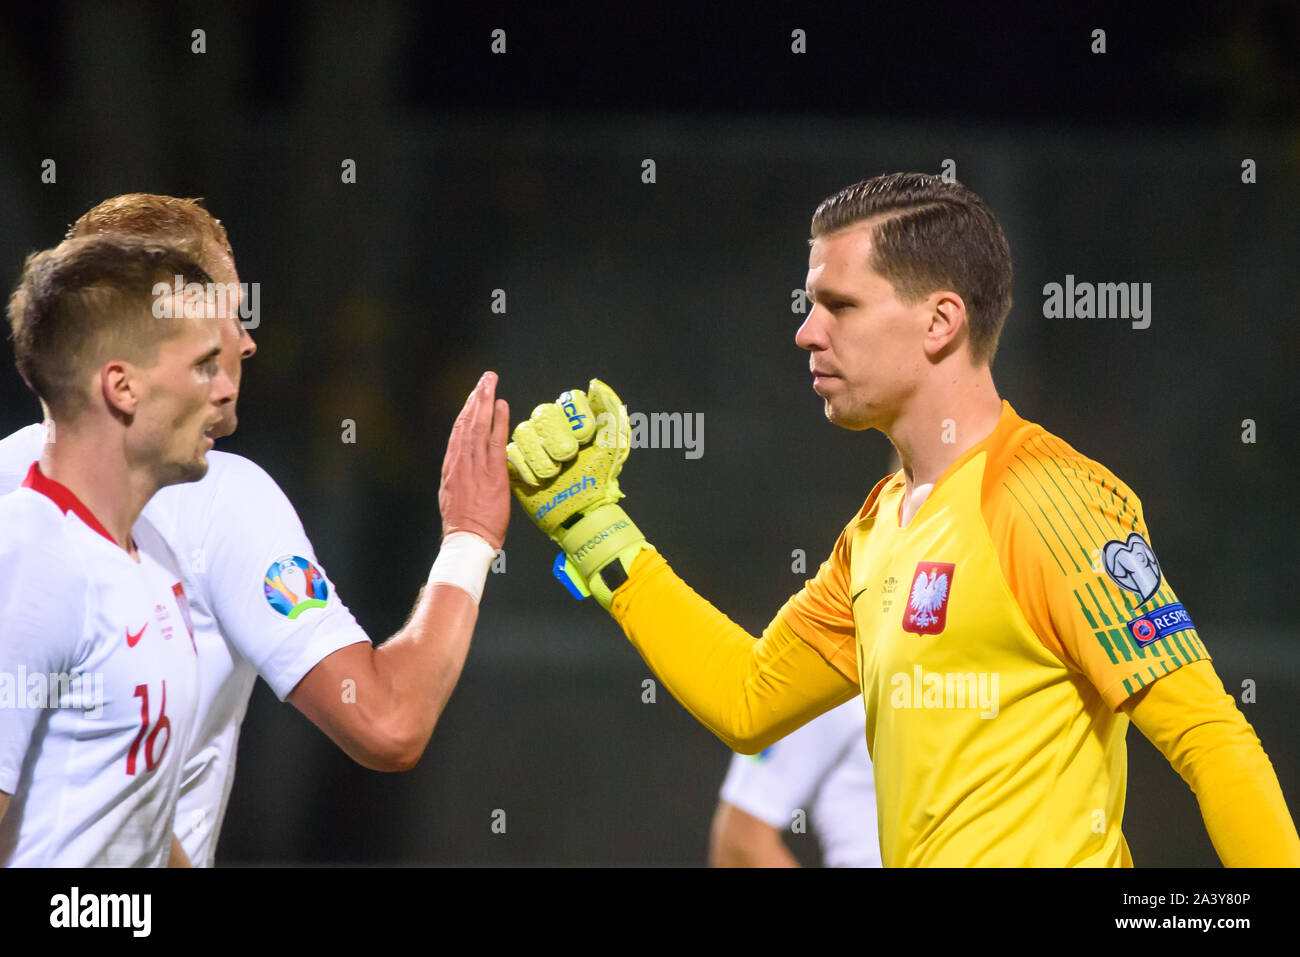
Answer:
[[889, 399, 1024, 527], [22, 461, 122, 548]]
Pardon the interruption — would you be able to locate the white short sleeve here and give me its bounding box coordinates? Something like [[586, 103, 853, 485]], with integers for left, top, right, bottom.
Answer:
[[169, 453, 370, 700], [0, 495, 88, 794], [720, 698, 867, 828], [0, 424, 45, 495]]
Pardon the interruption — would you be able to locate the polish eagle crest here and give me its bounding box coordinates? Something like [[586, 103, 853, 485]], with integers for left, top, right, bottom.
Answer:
[[903, 561, 956, 635]]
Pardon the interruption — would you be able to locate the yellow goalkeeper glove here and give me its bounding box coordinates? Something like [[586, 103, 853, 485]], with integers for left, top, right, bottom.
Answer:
[[506, 378, 652, 608]]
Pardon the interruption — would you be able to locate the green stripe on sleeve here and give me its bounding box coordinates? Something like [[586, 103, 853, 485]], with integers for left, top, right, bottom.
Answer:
[[1075, 590, 1098, 629], [1020, 452, 1096, 568], [1096, 629, 1120, 665], [1084, 582, 1112, 626], [1004, 482, 1068, 575], [1094, 578, 1126, 625], [1120, 626, 1149, 660], [1043, 447, 1112, 545], [1109, 627, 1134, 662]]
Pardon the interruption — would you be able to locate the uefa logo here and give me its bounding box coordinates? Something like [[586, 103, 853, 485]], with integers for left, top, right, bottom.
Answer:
[[1129, 617, 1158, 645]]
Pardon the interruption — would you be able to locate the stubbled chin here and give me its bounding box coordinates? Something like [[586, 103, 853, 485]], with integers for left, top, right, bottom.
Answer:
[[158, 458, 210, 487], [179, 458, 210, 483]]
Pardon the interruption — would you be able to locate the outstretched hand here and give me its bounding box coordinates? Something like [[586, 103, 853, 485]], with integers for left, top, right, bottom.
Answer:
[[440, 371, 510, 551]]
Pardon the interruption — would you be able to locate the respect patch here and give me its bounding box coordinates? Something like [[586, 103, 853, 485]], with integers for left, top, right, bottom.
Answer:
[[1125, 602, 1195, 647]]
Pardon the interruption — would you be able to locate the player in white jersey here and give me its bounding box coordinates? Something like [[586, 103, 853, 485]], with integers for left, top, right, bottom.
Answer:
[[0, 194, 512, 865], [0, 235, 235, 865], [0, 425, 371, 859], [0, 476, 200, 865], [710, 698, 881, 868]]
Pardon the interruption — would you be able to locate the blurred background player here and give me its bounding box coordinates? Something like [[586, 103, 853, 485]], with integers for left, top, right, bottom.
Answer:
[[710, 697, 880, 868], [0, 236, 233, 865], [0, 195, 511, 865], [506, 173, 1300, 867]]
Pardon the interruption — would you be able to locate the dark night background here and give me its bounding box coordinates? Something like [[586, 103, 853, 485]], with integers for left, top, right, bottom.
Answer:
[[1, 2, 1297, 865]]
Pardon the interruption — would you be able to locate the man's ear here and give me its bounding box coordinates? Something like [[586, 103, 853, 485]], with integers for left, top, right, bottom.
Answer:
[[924, 291, 969, 361], [101, 361, 138, 418]]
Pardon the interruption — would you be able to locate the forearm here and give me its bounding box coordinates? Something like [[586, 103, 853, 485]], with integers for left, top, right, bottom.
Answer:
[[611, 550, 858, 752], [1127, 658, 1300, 866], [296, 581, 478, 771], [289, 537, 493, 771], [291, 372, 511, 771], [168, 835, 191, 868], [709, 802, 800, 867], [1192, 740, 1300, 867], [367, 581, 479, 760]]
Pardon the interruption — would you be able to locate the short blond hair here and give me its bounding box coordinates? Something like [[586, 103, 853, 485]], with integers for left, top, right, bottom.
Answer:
[[67, 194, 234, 269]]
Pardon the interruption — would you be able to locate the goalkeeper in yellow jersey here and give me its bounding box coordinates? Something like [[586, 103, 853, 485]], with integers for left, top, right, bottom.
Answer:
[[506, 172, 1300, 867]]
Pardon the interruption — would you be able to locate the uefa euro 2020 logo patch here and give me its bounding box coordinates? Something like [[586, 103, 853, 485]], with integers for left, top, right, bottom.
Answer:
[[264, 555, 329, 619]]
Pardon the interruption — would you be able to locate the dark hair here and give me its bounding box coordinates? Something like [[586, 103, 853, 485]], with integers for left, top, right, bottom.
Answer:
[[811, 172, 1013, 364], [7, 235, 212, 418]]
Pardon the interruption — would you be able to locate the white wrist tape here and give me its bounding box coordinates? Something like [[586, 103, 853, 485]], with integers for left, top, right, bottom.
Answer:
[[427, 532, 497, 604]]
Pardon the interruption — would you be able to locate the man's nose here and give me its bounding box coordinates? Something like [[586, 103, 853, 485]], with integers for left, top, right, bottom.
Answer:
[[212, 365, 238, 404], [795, 306, 827, 351]]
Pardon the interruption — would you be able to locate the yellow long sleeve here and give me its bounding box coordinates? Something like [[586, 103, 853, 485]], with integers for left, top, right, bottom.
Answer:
[[610, 550, 859, 752], [1125, 658, 1300, 867]]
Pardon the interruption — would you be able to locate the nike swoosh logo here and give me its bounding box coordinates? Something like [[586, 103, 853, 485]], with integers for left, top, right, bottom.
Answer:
[[126, 624, 147, 648], [851, 587, 868, 604]]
